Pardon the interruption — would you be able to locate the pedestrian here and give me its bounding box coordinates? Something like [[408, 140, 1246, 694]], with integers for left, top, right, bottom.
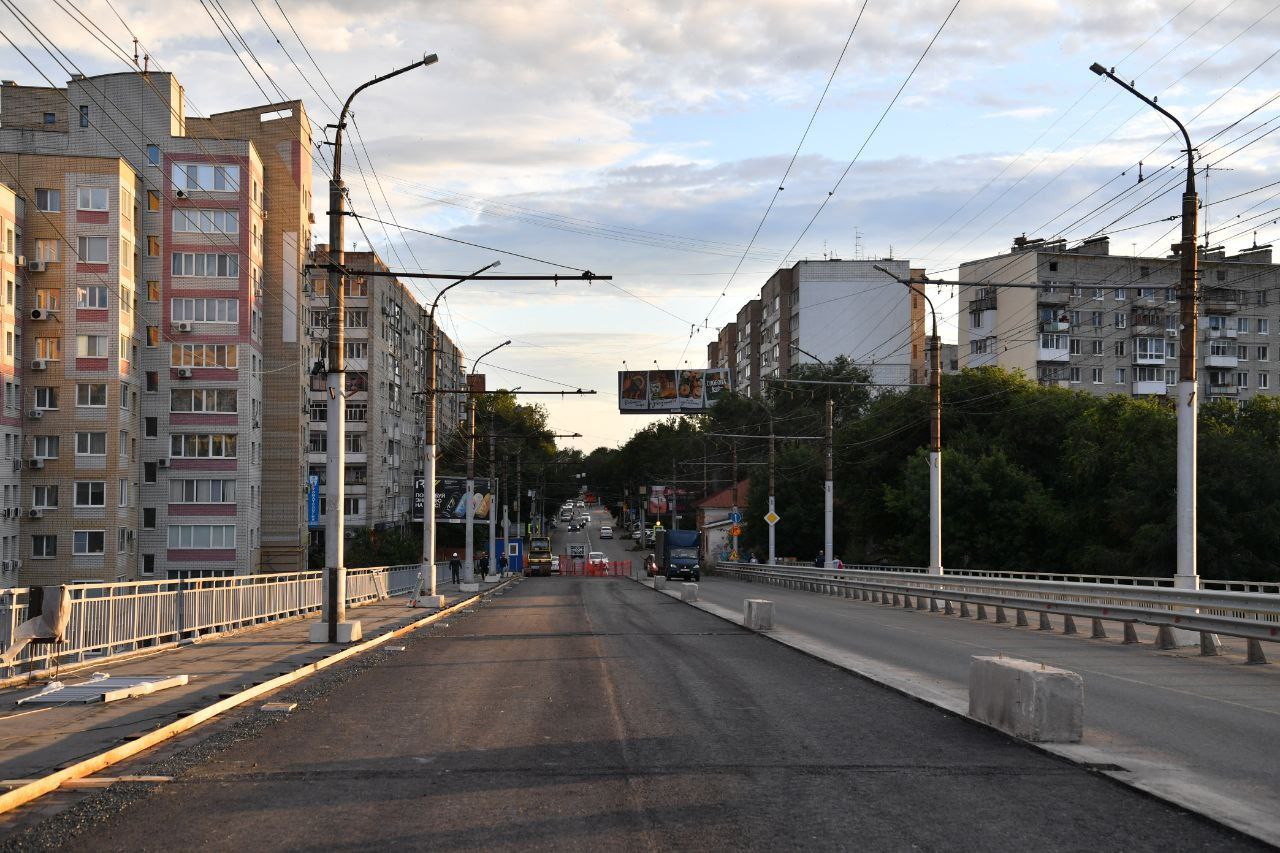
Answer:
[[813, 549, 825, 568], [479, 552, 489, 581], [749, 552, 759, 564], [449, 552, 461, 584], [498, 552, 509, 577], [833, 555, 844, 571]]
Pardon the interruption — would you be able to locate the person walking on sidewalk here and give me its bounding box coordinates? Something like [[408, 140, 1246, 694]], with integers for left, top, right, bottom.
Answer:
[[498, 552, 509, 578], [449, 553, 462, 585], [479, 553, 489, 581]]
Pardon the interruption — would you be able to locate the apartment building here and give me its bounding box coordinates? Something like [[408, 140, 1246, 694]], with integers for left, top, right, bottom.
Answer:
[[0, 184, 20, 587], [305, 249, 466, 543], [715, 259, 926, 391], [0, 70, 313, 580], [958, 236, 1280, 401], [733, 299, 761, 396], [0, 152, 141, 584]]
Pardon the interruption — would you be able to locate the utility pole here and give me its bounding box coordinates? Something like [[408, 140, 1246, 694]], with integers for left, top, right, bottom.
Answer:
[[462, 341, 510, 590], [874, 264, 942, 575], [671, 461, 678, 530], [731, 439, 740, 561], [516, 449, 522, 538], [314, 52, 438, 644], [768, 417, 776, 565], [824, 397, 834, 569], [489, 412, 497, 583], [1091, 63, 1200, 595]]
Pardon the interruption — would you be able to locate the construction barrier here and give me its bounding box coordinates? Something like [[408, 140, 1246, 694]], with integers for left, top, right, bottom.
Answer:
[[557, 556, 632, 577]]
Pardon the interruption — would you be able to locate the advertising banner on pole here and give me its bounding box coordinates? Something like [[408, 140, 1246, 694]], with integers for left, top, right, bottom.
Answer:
[[618, 367, 732, 414], [412, 475, 494, 523], [307, 474, 321, 527]]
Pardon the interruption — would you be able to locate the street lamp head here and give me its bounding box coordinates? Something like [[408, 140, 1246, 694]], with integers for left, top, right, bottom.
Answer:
[[423, 53, 439, 67], [484, 260, 501, 272], [1089, 62, 1107, 76]]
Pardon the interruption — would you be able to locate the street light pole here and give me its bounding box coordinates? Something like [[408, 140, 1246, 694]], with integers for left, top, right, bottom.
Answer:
[[316, 52, 438, 644], [791, 342, 833, 568], [463, 341, 510, 589], [418, 261, 499, 607], [875, 265, 942, 575], [1091, 62, 1199, 594]]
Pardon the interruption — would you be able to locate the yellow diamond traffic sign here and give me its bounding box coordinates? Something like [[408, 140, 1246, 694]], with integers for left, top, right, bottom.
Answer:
[[763, 511, 779, 526]]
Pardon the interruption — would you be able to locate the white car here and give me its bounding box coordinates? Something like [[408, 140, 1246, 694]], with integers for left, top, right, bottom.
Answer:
[[600, 525, 613, 539]]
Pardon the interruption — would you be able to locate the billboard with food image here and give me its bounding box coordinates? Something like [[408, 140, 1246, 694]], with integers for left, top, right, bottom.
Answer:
[[617, 367, 733, 414]]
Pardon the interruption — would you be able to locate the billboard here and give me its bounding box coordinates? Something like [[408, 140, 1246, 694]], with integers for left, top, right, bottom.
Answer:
[[618, 367, 732, 414], [413, 475, 494, 523]]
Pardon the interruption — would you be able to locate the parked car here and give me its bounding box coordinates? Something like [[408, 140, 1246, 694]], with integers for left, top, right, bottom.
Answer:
[[600, 525, 613, 539]]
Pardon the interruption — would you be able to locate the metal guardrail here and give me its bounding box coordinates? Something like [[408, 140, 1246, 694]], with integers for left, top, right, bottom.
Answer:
[[714, 562, 1280, 660], [0, 564, 428, 678]]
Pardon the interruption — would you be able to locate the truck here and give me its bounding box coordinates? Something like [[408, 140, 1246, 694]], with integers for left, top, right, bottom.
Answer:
[[654, 528, 701, 581], [526, 536, 554, 576]]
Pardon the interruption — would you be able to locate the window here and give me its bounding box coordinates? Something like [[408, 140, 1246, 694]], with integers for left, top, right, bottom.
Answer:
[[1091, 339, 1104, 356], [74, 481, 106, 507], [1260, 373, 1270, 390], [170, 388, 237, 413], [1135, 366, 1162, 382], [1090, 311, 1102, 328], [42, 111, 55, 125], [33, 386, 58, 410], [170, 253, 239, 278], [77, 285, 109, 309], [168, 479, 236, 503], [309, 432, 326, 453], [147, 191, 160, 211], [145, 417, 158, 438], [33, 435, 59, 459], [343, 497, 363, 517], [146, 144, 160, 165], [119, 479, 129, 508], [167, 524, 236, 549], [146, 371, 158, 392], [344, 341, 367, 360], [33, 485, 58, 509], [143, 508, 157, 529], [1166, 369, 1178, 386], [169, 434, 237, 458], [75, 432, 107, 456], [1166, 288, 1177, 302], [1040, 334, 1067, 350], [77, 187, 108, 211], [309, 401, 326, 422], [1069, 339, 1081, 355], [172, 209, 238, 234], [1238, 317, 1251, 334], [73, 530, 105, 555], [76, 383, 107, 406], [1115, 288, 1127, 301], [76, 236, 109, 263], [1114, 312, 1127, 329], [344, 278, 367, 298], [1113, 341, 1127, 357], [32, 534, 57, 558], [79, 105, 89, 128], [1258, 346, 1269, 362], [345, 433, 364, 453], [1048, 261, 1058, 272], [346, 309, 368, 327], [171, 297, 238, 322], [1069, 366, 1081, 383], [345, 402, 367, 422], [1140, 265, 1150, 278], [1136, 337, 1165, 360], [170, 163, 240, 192], [1209, 340, 1233, 358], [1238, 345, 1249, 361], [1260, 319, 1270, 335], [144, 461, 157, 483], [1217, 270, 1227, 282], [146, 327, 159, 347], [34, 239, 59, 263], [1237, 372, 1250, 389], [170, 343, 237, 368], [35, 189, 60, 212], [1115, 368, 1126, 384]]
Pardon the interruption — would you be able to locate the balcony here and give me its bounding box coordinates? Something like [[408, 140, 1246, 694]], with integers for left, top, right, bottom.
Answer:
[[1207, 383, 1238, 397], [1038, 291, 1070, 306], [1134, 353, 1166, 366], [1037, 345, 1070, 363], [967, 294, 996, 313], [1205, 354, 1239, 369], [1202, 292, 1240, 314], [1206, 328, 1238, 340], [1132, 380, 1167, 396], [1039, 320, 1070, 333]]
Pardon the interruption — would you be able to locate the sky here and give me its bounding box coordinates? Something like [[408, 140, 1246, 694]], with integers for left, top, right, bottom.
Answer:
[[5, 0, 1280, 450]]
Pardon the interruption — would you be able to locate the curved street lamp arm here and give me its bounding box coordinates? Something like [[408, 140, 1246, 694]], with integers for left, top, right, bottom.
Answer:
[[1090, 63, 1194, 193]]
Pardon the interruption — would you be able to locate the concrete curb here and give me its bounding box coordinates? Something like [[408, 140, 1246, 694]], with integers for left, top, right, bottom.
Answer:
[[0, 576, 520, 818], [633, 576, 1280, 848]]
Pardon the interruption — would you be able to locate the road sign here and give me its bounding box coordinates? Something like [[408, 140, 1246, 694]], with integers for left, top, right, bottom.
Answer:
[[729, 550, 740, 561], [764, 511, 779, 526], [728, 510, 742, 524], [729, 524, 741, 537], [568, 543, 587, 558]]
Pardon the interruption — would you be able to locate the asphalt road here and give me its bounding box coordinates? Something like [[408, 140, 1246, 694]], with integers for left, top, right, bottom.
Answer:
[[44, 571, 1256, 851]]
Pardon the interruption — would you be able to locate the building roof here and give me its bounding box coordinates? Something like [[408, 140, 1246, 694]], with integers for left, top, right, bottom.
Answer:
[[698, 480, 750, 509]]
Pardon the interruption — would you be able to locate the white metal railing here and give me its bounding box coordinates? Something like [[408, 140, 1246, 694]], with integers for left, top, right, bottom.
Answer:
[[713, 562, 1280, 653], [0, 564, 427, 679]]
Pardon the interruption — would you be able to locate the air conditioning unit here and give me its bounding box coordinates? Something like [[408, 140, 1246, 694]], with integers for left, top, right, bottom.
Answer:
[[175, 321, 193, 333], [30, 308, 51, 320], [176, 367, 193, 379], [30, 358, 47, 371], [28, 409, 42, 420], [27, 508, 42, 519], [157, 458, 170, 468], [28, 458, 43, 470], [15, 255, 24, 268], [27, 259, 44, 272]]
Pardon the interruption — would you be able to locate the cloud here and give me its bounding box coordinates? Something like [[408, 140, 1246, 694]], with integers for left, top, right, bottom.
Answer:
[[985, 106, 1058, 120]]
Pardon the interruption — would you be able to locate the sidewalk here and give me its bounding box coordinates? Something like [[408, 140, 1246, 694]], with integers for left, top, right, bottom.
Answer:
[[0, 579, 507, 784]]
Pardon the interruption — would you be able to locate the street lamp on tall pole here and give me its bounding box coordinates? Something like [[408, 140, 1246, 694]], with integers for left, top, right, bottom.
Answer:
[[790, 342, 834, 568], [875, 265, 942, 575], [415, 260, 500, 608], [314, 52, 438, 644], [1090, 63, 1200, 596], [462, 340, 511, 588]]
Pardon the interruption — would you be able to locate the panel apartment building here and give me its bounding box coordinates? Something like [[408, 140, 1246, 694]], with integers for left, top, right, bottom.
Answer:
[[0, 70, 313, 582], [305, 249, 466, 543], [958, 236, 1280, 402], [719, 259, 926, 392]]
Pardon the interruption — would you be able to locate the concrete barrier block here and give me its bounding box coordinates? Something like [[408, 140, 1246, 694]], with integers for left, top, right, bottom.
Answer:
[[969, 656, 1083, 743], [653, 576, 667, 590], [744, 598, 774, 631], [681, 583, 699, 602]]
